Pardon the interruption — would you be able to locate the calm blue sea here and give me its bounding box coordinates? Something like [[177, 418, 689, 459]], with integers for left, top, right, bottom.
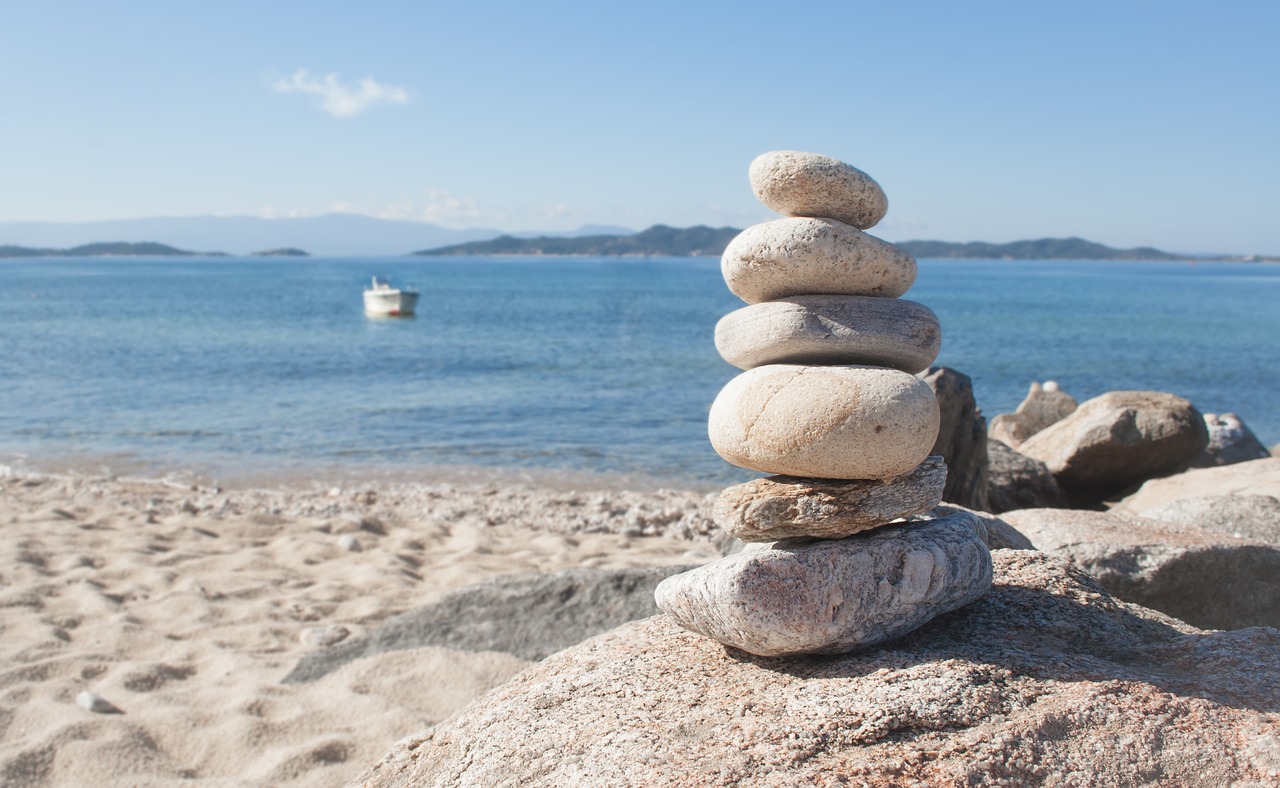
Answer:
[[1, 257, 1276, 485]]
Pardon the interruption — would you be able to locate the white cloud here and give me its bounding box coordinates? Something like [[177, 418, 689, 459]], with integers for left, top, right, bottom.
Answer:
[[271, 69, 409, 118], [421, 189, 483, 224]]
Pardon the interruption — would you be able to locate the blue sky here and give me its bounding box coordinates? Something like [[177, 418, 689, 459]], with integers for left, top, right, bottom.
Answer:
[[2, 0, 1277, 253]]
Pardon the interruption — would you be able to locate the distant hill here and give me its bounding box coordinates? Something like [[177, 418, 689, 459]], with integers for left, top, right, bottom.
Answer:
[[0, 215, 633, 257], [415, 230, 1235, 261], [416, 225, 740, 257], [0, 241, 225, 258], [896, 237, 1184, 260], [251, 247, 309, 257]]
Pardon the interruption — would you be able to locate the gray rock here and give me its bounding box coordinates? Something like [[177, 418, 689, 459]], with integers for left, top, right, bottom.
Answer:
[[1019, 390, 1209, 504], [357, 551, 1280, 788], [654, 512, 992, 656], [749, 150, 889, 230], [709, 364, 940, 479], [714, 456, 946, 542], [721, 217, 915, 304], [337, 534, 363, 552], [987, 438, 1068, 513], [1131, 494, 1280, 544], [988, 380, 1078, 448], [919, 366, 989, 510], [1004, 507, 1280, 630], [714, 295, 940, 373], [1187, 412, 1271, 468], [76, 691, 122, 714], [282, 565, 696, 683]]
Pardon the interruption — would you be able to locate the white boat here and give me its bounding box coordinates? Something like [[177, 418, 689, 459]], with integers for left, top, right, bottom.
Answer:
[[363, 276, 420, 317]]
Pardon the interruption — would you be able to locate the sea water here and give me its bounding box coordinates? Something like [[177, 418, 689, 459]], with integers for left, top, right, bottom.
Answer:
[[1, 257, 1276, 485]]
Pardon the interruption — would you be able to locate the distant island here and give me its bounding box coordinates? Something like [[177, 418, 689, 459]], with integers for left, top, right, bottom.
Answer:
[[414, 228, 1274, 262], [250, 247, 310, 257], [0, 241, 227, 258], [415, 225, 740, 257]]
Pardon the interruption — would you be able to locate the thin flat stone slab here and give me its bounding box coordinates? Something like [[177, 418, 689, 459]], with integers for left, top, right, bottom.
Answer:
[[654, 512, 992, 656], [709, 364, 939, 479], [715, 455, 947, 542], [749, 150, 888, 230], [715, 294, 940, 373], [722, 217, 915, 304]]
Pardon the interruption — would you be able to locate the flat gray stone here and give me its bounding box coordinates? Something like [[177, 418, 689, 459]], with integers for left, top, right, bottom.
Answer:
[[1115, 457, 1280, 514], [721, 217, 915, 304], [282, 565, 695, 683], [709, 364, 939, 479], [714, 455, 946, 542], [1019, 390, 1209, 504], [715, 295, 940, 373], [654, 512, 992, 656], [749, 150, 888, 230]]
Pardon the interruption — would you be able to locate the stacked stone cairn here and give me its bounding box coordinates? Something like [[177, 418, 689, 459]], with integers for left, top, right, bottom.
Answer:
[[655, 151, 994, 657]]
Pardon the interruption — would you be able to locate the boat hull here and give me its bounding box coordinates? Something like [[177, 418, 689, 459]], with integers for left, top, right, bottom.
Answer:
[[363, 290, 420, 317]]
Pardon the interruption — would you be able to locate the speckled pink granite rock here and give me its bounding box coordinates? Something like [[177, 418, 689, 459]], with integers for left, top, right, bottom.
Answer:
[[354, 550, 1280, 788]]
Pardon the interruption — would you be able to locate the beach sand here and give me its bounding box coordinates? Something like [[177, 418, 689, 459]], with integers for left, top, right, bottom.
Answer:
[[0, 466, 719, 786]]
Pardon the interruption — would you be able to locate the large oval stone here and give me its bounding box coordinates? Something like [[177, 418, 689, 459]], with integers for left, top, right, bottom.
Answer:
[[749, 151, 888, 230], [708, 364, 939, 479], [654, 512, 993, 656], [722, 217, 915, 304], [715, 294, 940, 373]]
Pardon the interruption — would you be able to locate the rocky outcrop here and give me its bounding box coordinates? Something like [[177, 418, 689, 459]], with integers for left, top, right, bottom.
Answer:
[[1126, 494, 1280, 545], [987, 380, 1077, 448], [356, 551, 1280, 788], [1018, 390, 1209, 504], [986, 439, 1067, 513], [1114, 457, 1280, 513], [1003, 507, 1280, 630], [919, 366, 989, 511], [1187, 412, 1271, 468], [282, 565, 695, 683]]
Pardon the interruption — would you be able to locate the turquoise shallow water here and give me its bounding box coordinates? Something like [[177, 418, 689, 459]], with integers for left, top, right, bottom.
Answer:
[[1, 257, 1276, 484]]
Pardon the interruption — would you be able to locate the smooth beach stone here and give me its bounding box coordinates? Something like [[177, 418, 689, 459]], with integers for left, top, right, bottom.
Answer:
[[749, 151, 888, 230], [654, 512, 993, 656], [714, 455, 947, 542], [715, 294, 940, 373], [722, 217, 916, 303], [708, 364, 939, 480]]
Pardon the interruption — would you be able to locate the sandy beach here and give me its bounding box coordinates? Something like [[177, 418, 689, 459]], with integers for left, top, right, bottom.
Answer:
[[0, 464, 720, 786]]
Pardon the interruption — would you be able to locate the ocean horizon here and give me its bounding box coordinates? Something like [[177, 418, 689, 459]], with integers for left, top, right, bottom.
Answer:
[[2, 256, 1276, 486]]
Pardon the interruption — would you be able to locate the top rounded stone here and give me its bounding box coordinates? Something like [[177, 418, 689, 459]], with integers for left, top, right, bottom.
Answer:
[[750, 151, 888, 230]]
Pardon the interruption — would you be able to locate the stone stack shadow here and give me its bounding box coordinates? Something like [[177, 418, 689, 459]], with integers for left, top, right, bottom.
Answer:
[[656, 151, 993, 657]]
